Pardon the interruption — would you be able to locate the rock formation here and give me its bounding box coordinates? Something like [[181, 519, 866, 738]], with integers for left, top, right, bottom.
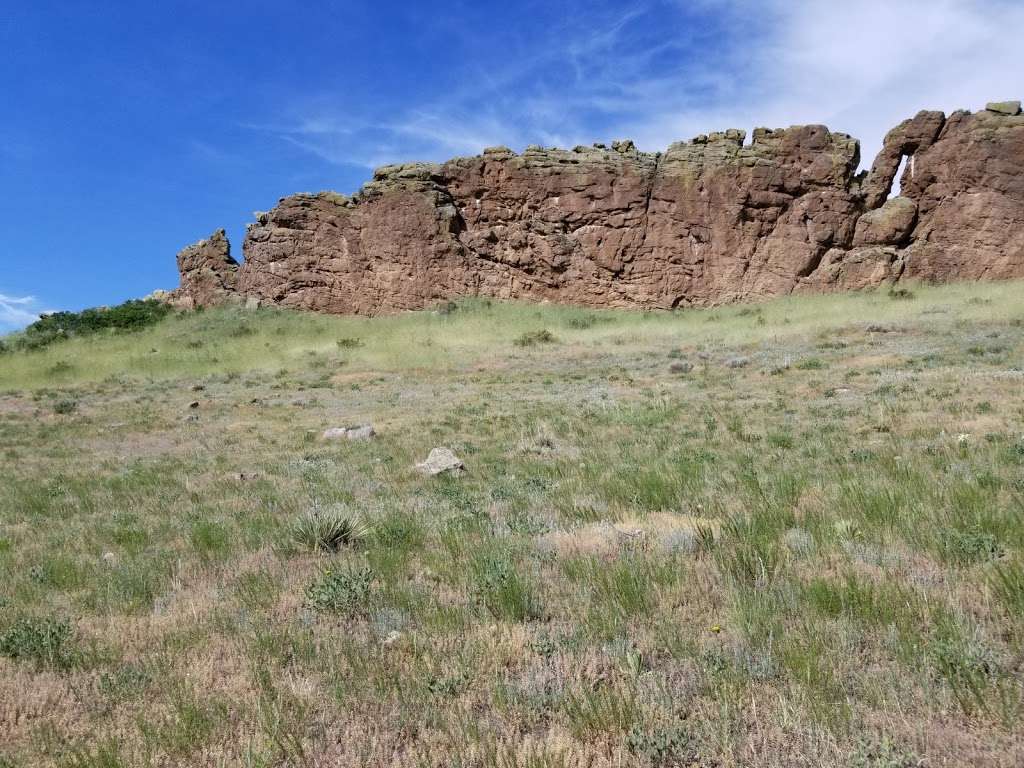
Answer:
[[170, 102, 1024, 314], [169, 229, 239, 309]]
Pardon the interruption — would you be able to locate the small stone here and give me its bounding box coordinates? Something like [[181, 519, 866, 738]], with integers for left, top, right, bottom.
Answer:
[[346, 425, 375, 440], [182, 414, 199, 423], [415, 447, 465, 476], [101, 551, 117, 566], [669, 361, 693, 374], [382, 630, 402, 646], [986, 100, 1021, 116], [725, 356, 750, 369], [323, 425, 376, 441]]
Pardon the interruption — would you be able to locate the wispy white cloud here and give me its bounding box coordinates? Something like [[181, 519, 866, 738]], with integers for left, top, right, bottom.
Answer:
[[0, 293, 51, 333], [257, 0, 1024, 175], [638, 0, 1024, 164]]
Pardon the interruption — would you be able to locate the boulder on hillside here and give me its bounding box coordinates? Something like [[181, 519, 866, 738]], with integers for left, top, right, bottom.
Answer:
[[415, 447, 464, 476]]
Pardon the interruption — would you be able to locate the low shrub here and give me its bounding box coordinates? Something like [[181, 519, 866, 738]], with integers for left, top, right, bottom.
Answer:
[[888, 287, 914, 300], [626, 722, 693, 766], [514, 329, 557, 347], [306, 565, 374, 615], [12, 299, 173, 351], [939, 528, 1003, 566], [0, 615, 78, 669], [53, 398, 78, 415]]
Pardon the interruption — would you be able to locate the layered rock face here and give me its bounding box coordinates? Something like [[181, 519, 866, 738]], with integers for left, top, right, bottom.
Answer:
[[172, 102, 1024, 314]]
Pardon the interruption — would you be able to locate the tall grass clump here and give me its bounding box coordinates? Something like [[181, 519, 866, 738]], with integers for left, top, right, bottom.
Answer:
[[471, 549, 542, 622], [289, 506, 368, 553]]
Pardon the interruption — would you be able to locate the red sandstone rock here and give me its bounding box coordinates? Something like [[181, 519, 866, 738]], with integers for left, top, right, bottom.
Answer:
[[171, 103, 1024, 314], [168, 229, 239, 309]]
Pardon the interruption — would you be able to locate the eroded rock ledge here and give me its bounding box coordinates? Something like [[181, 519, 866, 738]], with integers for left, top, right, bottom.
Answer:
[[170, 101, 1024, 314]]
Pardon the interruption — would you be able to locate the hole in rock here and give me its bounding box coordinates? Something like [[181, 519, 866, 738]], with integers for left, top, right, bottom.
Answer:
[[888, 154, 910, 199]]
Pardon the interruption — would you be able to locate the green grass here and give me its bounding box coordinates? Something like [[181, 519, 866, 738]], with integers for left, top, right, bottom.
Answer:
[[1, 280, 1024, 766], [0, 280, 1020, 390]]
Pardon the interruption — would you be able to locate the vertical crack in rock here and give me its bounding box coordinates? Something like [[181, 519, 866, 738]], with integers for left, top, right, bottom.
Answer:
[[171, 102, 1024, 314]]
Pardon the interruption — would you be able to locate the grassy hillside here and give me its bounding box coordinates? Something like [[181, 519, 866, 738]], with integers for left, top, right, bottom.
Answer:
[[3, 281, 1023, 390], [1, 282, 1023, 766]]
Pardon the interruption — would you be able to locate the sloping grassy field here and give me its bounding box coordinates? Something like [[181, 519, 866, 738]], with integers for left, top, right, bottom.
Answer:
[[1, 283, 1022, 767]]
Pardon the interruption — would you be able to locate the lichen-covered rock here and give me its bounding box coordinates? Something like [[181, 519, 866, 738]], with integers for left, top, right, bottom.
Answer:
[[415, 447, 465, 476], [986, 101, 1021, 116], [171, 103, 1024, 314], [899, 108, 1024, 282], [798, 246, 903, 292], [853, 196, 917, 246]]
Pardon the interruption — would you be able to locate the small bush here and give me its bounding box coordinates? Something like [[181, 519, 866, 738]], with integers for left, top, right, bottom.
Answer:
[[888, 287, 914, 300], [514, 329, 557, 347], [626, 722, 693, 766], [290, 507, 367, 553], [306, 565, 374, 615], [53, 398, 78, 415], [336, 337, 363, 349], [939, 528, 1003, 566], [564, 314, 612, 330], [0, 616, 78, 669], [850, 735, 921, 768]]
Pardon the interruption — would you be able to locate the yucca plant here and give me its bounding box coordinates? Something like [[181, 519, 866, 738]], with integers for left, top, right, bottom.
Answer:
[[289, 506, 367, 553]]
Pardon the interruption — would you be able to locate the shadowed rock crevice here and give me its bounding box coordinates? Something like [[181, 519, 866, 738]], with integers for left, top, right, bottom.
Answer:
[[171, 102, 1024, 314]]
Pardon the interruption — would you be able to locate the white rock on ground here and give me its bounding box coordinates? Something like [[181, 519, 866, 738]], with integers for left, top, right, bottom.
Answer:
[[344, 425, 375, 440], [323, 425, 376, 440], [415, 447, 465, 476]]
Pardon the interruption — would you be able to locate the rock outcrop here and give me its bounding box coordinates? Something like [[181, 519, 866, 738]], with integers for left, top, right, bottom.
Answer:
[[171, 102, 1024, 314], [168, 229, 240, 309]]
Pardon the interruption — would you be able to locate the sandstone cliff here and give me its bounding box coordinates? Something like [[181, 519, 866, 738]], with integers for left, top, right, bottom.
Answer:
[[170, 101, 1024, 314]]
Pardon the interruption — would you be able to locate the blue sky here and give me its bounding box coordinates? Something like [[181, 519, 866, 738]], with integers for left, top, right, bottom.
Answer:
[[2, 0, 1022, 331]]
